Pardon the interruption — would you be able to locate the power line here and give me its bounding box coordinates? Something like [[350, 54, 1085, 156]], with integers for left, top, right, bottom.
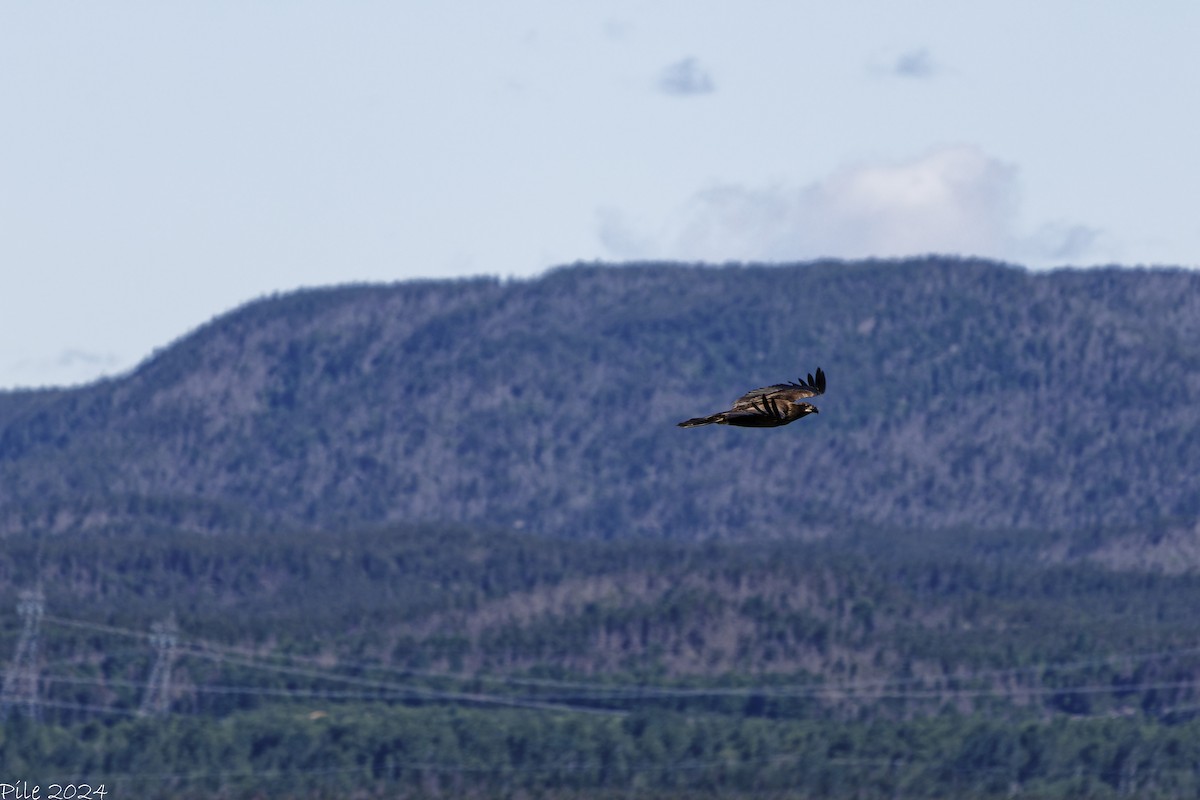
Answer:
[[35, 670, 1200, 707], [32, 610, 1200, 714], [174, 644, 626, 716], [42, 613, 156, 641], [175, 640, 1200, 701], [41, 611, 1200, 697]]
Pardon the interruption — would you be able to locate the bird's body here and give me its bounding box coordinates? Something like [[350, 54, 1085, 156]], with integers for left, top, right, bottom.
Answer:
[[678, 368, 825, 428]]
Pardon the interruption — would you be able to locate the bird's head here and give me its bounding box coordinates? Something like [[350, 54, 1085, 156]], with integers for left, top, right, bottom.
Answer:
[[795, 402, 819, 417]]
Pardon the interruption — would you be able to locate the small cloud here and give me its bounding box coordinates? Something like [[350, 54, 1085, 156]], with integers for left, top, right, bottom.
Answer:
[[596, 207, 655, 258], [868, 46, 943, 80], [53, 348, 122, 369], [1019, 222, 1107, 263], [5, 348, 126, 389], [657, 57, 715, 96], [892, 48, 938, 78]]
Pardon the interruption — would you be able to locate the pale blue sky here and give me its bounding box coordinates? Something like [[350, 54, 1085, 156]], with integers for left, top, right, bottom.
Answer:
[[3, 2, 1198, 389]]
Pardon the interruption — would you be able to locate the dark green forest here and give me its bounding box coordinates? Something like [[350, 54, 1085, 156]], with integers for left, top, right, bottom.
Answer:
[[5, 524, 1200, 797], [3, 259, 1200, 797]]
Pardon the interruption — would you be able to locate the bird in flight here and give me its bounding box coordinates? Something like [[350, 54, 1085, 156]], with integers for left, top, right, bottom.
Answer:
[[678, 368, 826, 428]]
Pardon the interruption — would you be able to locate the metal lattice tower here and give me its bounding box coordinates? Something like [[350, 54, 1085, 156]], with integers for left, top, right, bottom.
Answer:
[[139, 616, 179, 717], [2, 587, 46, 721]]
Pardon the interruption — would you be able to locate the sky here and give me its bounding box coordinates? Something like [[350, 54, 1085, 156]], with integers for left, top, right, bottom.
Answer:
[[3, 2, 1198, 389]]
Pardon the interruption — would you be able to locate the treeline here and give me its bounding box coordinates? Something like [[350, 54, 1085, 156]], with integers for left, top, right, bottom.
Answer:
[[7, 704, 1200, 799]]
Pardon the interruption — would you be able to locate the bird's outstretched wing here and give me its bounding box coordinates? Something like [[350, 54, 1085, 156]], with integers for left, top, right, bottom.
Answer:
[[730, 367, 825, 410]]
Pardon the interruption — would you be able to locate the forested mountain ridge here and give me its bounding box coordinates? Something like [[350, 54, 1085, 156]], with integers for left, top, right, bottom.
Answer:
[[2, 257, 1198, 540]]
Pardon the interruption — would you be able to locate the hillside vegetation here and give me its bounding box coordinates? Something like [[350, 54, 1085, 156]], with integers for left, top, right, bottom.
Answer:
[[6, 522, 1200, 798], [4, 258, 1200, 797], [2, 257, 1198, 541]]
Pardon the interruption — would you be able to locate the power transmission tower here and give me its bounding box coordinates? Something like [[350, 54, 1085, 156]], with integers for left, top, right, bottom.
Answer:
[[139, 616, 178, 717], [2, 587, 46, 721]]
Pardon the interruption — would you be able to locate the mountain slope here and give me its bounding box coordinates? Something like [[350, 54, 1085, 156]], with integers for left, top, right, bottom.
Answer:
[[2, 257, 1198, 539]]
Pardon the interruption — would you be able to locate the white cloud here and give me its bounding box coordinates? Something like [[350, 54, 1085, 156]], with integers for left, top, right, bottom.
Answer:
[[792, 145, 1019, 258], [600, 145, 1108, 267]]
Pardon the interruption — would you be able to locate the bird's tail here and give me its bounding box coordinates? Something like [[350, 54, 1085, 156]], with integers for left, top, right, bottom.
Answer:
[[677, 414, 722, 428]]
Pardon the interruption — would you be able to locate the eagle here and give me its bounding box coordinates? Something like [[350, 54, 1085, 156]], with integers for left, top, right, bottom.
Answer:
[[678, 368, 826, 428]]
